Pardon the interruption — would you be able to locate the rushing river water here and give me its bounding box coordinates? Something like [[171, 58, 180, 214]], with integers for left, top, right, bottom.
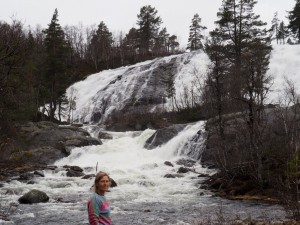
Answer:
[[0, 122, 287, 224]]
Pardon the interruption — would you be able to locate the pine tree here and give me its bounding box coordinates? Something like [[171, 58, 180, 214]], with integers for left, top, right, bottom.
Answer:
[[270, 12, 280, 44], [288, 0, 300, 43], [121, 27, 139, 64], [43, 8, 70, 121], [187, 14, 207, 51], [169, 35, 179, 53], [214, 0, 270, 101], [137, 5, 162, 55], [89, 21, 113, 70], [278, 21, 288, 44], [154, 27, 169, 54], [206, 0, 272, 187]]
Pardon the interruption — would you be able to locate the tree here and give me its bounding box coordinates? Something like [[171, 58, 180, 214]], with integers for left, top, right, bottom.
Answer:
[[137, 5, 162, 55], [187, 14, 207, 51], [270, 12, 280, 44], [278, 21, 289, 44], [168, 35, 179, 53], [288, 0, 300, 43], [43, 8, 70, 121], [213, 0, 269, 102], [0, 19, 35, 135], [154, 27, 169, 54], [205, 0, 272, 188], [121, 27, 139, 64], [88, 21, 113, 70]]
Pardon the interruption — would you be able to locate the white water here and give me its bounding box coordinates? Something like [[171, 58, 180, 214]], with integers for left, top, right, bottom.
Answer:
[[1, 121, 287, 224]]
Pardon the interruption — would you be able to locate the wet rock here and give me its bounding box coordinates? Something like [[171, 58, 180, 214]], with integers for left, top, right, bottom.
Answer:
[[177, 167, 190, 173], [68, 165, 83, 172], [98, 132, 113, 140], [176, 158, 196, 167], [27, 181, 35, 185], [82, 174, 96, 179], [110, 178, 117, 188], [64, 137, 101, 155], [164, 174, 184, 178], [55, 197, 76, 203], [144, 124, 187, 149], [66, 170, 85, 177], [164, 161, 174, 167], [198, 173, 208, 178], [34, 171, 44, 177], [1, 121, 103, 166], [18, 173, 34, 181], [18, 189, 49, 204], [46, 165, 57, 170]]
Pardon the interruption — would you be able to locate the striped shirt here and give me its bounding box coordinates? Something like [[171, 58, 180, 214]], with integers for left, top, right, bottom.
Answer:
[[87, 192, 112, 225]]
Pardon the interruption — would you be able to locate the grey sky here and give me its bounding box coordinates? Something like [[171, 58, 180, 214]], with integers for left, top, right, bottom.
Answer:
[[0, 0, 295, 47]]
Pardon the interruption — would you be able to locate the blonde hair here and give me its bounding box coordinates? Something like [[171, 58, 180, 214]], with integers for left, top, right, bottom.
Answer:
[[94, 171, 110, 194]]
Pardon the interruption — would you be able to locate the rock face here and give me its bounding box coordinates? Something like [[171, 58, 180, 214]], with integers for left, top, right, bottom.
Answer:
[[0, 121, 102, 165], [18, 189, 49, 204], [144, 124, 187, 149]]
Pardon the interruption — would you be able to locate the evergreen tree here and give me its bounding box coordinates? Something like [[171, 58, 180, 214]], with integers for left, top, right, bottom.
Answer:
[[89, 21, 113, 70], [270, 12, 280, 44], [206, 0, 272, 187], [214, 0, 269, 101], [121, 27, 139, 64], [43, 8, 70, 121], [137, 5, 162, 55], [288, 0, 300, 43], [278, 21, 288, 44], [154, 27, 169, 54], [187, 14, 207, 51], [169, 35, 179, 53]]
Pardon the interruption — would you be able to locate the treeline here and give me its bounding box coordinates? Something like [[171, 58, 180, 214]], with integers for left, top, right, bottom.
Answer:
[[199, 0, 300, 218], [0, 5, 184, 134]]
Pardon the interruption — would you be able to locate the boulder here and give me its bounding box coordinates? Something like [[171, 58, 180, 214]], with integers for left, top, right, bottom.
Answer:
[[66, 170, 85, 177], [164, 161, 174, 167], [177, 167, 190, 173], [98, 132, 113, 140], [110, 178, 117, 188], [18, 173, 35, 181], [1, 121, 102, 165], [82, 174, 96, 179], [164, 174, 184, 178], [176, 159, 196, 167], [18, 189, 49, 204], [144, 124, 187, 149], [34, 171, 45, 177]]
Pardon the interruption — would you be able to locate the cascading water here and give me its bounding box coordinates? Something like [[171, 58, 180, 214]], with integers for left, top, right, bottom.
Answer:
[[1, 121, 286, 225]]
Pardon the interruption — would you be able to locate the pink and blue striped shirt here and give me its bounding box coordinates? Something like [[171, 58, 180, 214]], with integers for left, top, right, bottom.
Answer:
[[88, 192, 112, 225]]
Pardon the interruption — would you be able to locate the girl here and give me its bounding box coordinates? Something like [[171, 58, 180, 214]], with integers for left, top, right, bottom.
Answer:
[[87, 172, 112, 225]]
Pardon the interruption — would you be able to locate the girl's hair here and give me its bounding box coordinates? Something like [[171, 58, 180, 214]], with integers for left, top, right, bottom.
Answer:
[[94, 171, 110, 193]]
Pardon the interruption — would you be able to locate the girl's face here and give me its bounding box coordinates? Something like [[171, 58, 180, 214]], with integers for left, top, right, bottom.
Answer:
[[97, 175, 110, 195]]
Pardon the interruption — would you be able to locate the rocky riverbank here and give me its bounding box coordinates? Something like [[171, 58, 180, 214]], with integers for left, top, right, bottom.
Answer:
[[0, 121, 102, 181]]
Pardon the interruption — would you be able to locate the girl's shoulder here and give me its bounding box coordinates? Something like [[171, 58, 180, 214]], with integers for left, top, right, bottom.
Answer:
[[90, 192, 106, 202]]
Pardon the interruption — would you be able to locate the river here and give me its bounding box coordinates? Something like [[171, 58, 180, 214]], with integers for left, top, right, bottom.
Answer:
[[0, 121, 286, 224]]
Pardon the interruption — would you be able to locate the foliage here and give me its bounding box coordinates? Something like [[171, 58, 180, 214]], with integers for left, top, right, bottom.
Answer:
[[42, 9, 70, 121], [88, 21, 113, 70], [187, 14, 207, 51], [137, 5, 162, 55], [288, 0, 300, 43]]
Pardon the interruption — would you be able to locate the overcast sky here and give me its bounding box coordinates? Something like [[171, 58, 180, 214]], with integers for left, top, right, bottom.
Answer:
[[0, 0, 295, 48]]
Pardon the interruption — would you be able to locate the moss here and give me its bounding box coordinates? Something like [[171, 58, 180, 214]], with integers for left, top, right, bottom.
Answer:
[[11, 150, 33, 161]]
